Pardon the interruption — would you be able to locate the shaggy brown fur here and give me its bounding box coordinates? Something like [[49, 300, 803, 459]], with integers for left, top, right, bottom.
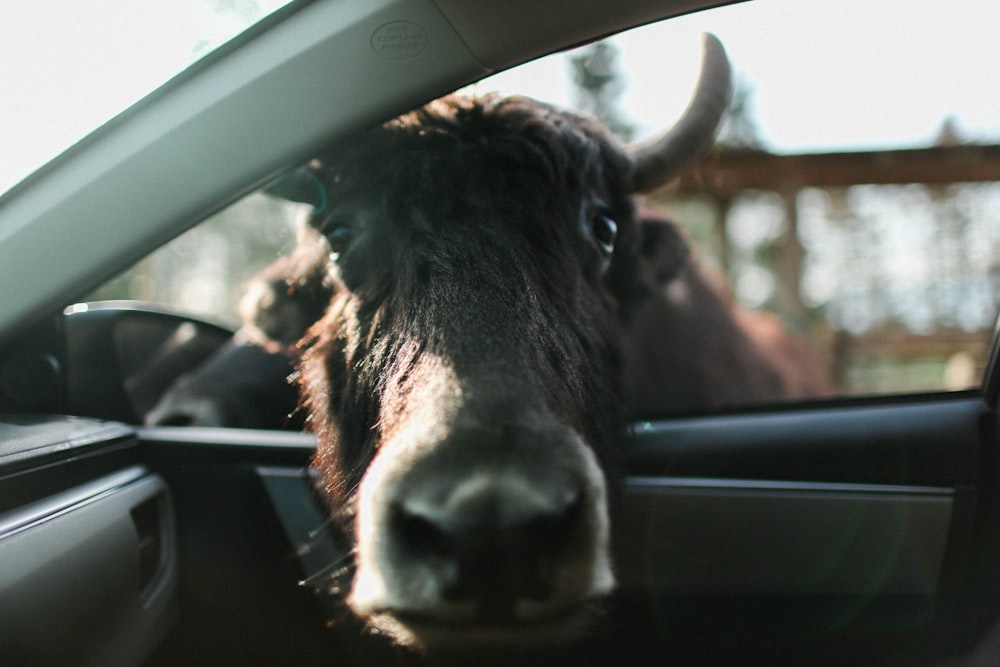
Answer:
[[146, 93, 829, 655], [292, 95, 644, 502]]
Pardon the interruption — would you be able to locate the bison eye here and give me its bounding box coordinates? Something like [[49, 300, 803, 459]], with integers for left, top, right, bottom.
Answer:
[[324, 225, 354, 256], [590, 215, 618, 255]]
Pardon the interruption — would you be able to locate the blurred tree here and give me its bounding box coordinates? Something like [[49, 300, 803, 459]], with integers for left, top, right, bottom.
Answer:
[[203, 0, 261, 20], [704, 76, 766, 293], [567, 41, 636, 142], [716, 74, 765, 150]]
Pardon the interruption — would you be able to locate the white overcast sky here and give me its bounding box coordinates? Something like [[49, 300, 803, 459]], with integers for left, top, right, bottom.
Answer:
[[3, 0, 1000, 193], [478, 0, 1000, 151]]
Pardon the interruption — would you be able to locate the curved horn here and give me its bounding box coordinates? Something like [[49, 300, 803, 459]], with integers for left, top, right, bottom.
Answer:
[[628, 33, 733, 194]]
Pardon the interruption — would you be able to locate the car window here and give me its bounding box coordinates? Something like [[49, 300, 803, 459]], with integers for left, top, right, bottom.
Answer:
[[0, 0, 295, 195], [88, 0, 1000, 408], [87, 193, 305, 329]]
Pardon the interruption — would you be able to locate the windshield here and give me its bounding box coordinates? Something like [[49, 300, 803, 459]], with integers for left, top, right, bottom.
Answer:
[[0, 0, 294, 195], [91, 0, 1000, 408]]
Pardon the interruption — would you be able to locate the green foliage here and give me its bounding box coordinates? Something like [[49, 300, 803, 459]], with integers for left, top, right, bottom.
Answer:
[[567, 41, 636, 142]]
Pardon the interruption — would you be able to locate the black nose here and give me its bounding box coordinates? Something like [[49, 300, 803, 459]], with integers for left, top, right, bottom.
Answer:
[[389, 484, 585, 615]]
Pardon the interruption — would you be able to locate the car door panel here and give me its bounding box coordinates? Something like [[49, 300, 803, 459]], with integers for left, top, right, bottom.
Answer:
[[610, 395, 994, 665], [626, 398, 983, 485], [618, 477, 954, 597], [0, 418, 176, 667]]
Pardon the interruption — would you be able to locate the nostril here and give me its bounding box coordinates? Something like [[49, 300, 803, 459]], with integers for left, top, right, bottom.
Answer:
[[391, 502, 456, 559], [389, 486, 588, 607], [524, 494, 584, 552]]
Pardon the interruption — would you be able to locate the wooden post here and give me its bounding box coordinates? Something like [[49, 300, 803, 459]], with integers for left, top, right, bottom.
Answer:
[[714, 195, 733, 284], [775, 188, 810, 331]]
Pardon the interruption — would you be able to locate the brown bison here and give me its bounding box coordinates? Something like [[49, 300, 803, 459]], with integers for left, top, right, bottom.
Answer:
[[148, 34, 827, 652]]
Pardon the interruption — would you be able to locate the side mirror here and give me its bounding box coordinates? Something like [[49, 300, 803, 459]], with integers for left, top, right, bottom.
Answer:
[[63, 302, 234, 423]]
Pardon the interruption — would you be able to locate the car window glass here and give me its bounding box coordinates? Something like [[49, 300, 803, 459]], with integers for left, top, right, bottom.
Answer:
[[0, 0, 294, 195], [88, 0, 1000, 410], [88, 193, 305, 329]]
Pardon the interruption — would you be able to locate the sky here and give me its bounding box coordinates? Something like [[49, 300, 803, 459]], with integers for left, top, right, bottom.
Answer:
[[3, 0, 1000, 194], [0, 0, 289, 193], [477, 0, 1000, 151]]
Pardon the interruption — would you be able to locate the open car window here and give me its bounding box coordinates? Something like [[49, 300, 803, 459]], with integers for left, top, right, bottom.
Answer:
[[85, 0, 1000, 414]]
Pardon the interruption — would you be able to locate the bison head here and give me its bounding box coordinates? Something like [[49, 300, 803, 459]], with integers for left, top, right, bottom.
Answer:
[[271, 34, 731, 650]]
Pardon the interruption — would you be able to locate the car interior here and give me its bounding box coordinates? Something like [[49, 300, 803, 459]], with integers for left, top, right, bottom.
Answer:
[[2, 0, 999, 664]]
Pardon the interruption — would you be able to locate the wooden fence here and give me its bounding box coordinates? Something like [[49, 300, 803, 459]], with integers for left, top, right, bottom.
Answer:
[[662, 144, 1000, 393]]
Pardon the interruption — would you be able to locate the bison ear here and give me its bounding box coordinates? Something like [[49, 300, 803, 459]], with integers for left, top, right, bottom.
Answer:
[[238, 226, 336, 353], [238, 263, 316, 353], [635, 211, 691, 289], [264, 164, 327, 212]]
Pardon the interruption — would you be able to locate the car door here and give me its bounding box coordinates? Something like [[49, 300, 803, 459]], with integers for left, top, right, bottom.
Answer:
[[616, 390, 994, 665], [0, 306, 354, 666], [0, 309, 181, 665], [2, 305, 996, 666]]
